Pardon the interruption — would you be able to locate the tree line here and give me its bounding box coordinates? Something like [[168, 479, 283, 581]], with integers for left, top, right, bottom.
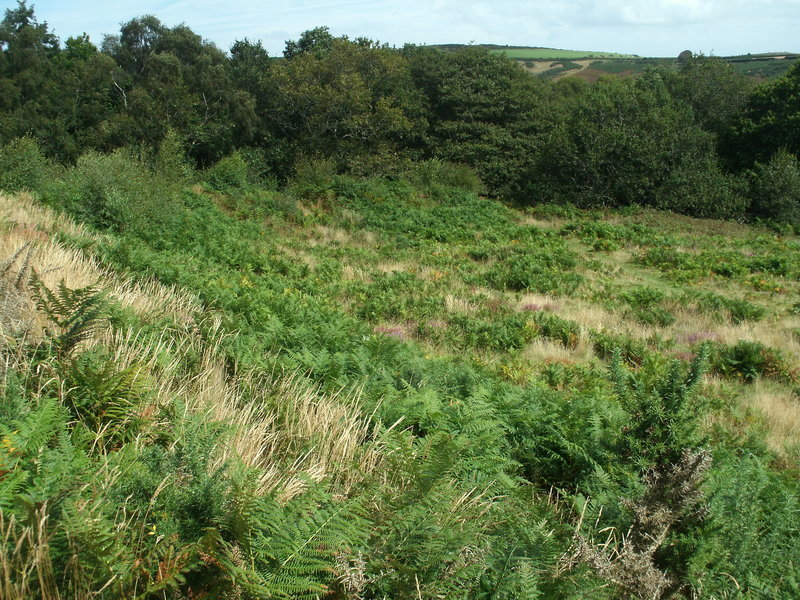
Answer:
[[2, 1, 800, 225]]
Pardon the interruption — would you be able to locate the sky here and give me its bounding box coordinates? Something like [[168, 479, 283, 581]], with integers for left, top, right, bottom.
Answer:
[[12, 0, 800, 57]]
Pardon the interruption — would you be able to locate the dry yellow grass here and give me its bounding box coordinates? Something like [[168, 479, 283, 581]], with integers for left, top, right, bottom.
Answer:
[[279, 245, 319, 269], [740, 381, 800, 457], [518, 293, 647, 344], [95, 311, 382, 500], [342, 264, 371, 282], [444, 294, 477, 314], [308, 224, 376, 248], [518, 215, 566, 230], [1, 192, 382, 504], [186, 362, 381, 500], [617, 207, 765, 239], [0, 191, 87, 239], [0, 193, 200, 341], [517, 293, 559, 312], [522, 337, 596, 364], [0, 508, 62, 600], [376, 261, 411, 274]]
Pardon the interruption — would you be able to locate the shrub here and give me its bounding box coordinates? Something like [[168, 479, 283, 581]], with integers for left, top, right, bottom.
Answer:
[[591, 331, 650, 365], [237, 146, 279, 189], [685, 291, 766, 324], [748, 149, 800, 228], [448, 313, 536, 352], [153, 129, 194, 183], [533, 74, 724, 214], [656, 157, 748, 221], [619, 286, 675, 326], [693, 454, 800, 597], [711, 340, 796, 383], [485, 249, 582, 294], [288, 157, 338, 201], [403, 159, 484, 195], [531, 312, 581, 347], [50, 149, 178, 234], [0, 137, 55, 194], [203, 151, 251, 192]]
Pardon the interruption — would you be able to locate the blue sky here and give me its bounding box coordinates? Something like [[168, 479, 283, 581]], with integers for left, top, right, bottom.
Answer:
[[13, 0, 800, 57]]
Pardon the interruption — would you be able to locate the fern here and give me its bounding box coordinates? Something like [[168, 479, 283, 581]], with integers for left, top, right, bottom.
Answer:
[[487, 556, 542, 600], [61, 350, 147, 445], [29, 272, 107, 357], [611, 343, 710, 467], [363, 431, 514, 600], [137, 529, 226, 599], [0, 398, 67, 510], [229, 486, 366, 599]]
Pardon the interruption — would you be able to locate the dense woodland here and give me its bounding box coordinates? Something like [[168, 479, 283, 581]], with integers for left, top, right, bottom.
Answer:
[[1, 2, 800, 223], [1, 2, 800, 599]]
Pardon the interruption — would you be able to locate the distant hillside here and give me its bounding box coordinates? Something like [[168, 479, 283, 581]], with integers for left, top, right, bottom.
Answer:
[[430, 44, 800, 81], [431, 44, 637, 59]]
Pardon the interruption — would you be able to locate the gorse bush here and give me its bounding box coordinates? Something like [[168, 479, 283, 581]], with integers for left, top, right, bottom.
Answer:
[[693, 454, 800, 597], [611, 344, 710, 466], [591, 331, 651, 366]]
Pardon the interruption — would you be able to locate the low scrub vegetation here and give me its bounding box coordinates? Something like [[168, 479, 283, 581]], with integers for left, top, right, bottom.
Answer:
[[2, 3, 800, 599], [1, 146, 799, 598]]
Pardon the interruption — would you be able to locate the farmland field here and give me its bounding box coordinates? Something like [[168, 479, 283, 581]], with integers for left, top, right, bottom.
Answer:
[[435, 44, 800, 80], [488, 46, 636, 59]]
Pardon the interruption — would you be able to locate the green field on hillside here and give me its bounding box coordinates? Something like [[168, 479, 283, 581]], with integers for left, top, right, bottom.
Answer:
[[460, 45, 799, 80], [489, 46, 636, 59]]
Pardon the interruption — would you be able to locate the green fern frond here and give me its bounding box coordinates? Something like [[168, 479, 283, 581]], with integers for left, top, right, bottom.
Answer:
[[61, 352, 147, 444], [225, 485, 365, 600], [29, 272, 107, 357], [137, 529, 224, 599], [0, 397, 65, 462]]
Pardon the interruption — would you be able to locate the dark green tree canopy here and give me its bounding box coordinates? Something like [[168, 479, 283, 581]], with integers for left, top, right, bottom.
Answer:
[[725, 61, 800, 169], [283, 25, 336, 59], [1, 2, 799, 225], [665, 54, 753, 136], [0, 1, 58, 70]]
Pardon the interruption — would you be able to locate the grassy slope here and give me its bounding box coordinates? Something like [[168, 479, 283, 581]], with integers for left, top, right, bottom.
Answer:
[[2, 175, 800, 596]]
